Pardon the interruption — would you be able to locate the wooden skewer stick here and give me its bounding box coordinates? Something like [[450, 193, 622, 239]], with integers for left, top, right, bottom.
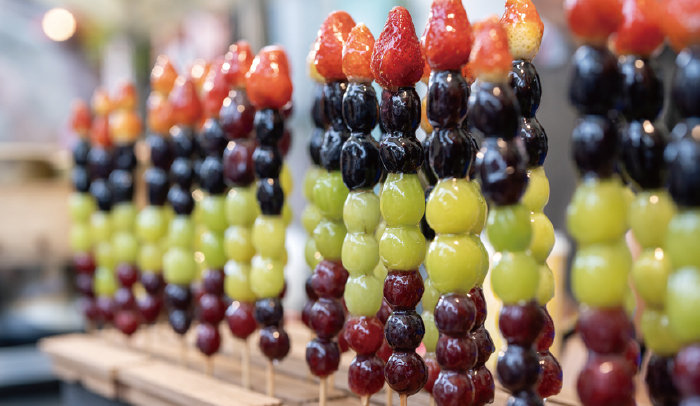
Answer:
[[386, 386, 393, 406], [241, 339, 251, 389], [206, 357, 214, 376], [329, 373, 335, 389], [360, 395, 369, 406], [266, 361, 275, 397], [429, 396, 436, 406], [319, 376, 327, 406], [180, 337, 188, 366], [400, 394, 407, 406]]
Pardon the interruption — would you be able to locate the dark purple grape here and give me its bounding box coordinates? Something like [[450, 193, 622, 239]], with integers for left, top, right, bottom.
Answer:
[[305, 275, 318, 300], [199, 118, 227, 157], [90, 179, 112, 212], [619, 56, 664, 120], [509, 390, 545, 406], [468, 82, 520, 140], [509, 60, 542, 119], [147, 134, 172, 169], [312, 84, 327, 130], [321, 128, 350, 171], [674, 344, 700, 397], [348, 354, 385, 396], [141, 272, 165, 295], [168, 309, 192, 335], [253, 145, 282, 179], [469, 287, 487, 331], [472, 326, 495, 367], [434, 293, 476, 337], [311, 260, 348, 299], [169, 157, 193, 189], [646, 354, 680, 406], [168, 185, 194, 215], [309, 128, 324, 166], [97, 296, 115, 322], [571, 115, 619, 179], [427, 70, 469, 128], [342, 82, 378, 133], [432, 369, 475, 406], [72, 166, 90, 193], [114, 287, 136, 311], [497, 345, 541, 393], [384, 351, 428, 396], [196, 323, 221, 356], [671, 46, 700, 118], [198, 156, 225, 194], [499, 302, 545, 346], [477, 137, 528, 205], [220, 89, 255, 140], [379, 87, 421, 134], [379, 135, 423, 174], [73, 139, 90, 166], [536, 307, 555, 352], [377, 298, 391, 325], [165, 284, 192, 310], [340, 134, 382, 190], [537, 352, 563, 399], [519, 117, 548, 167], [87, 147, 112, 180], [383, 271, 424, 310], [569, 45, 621, 115], [75, 273, 94, 296], [665, 131, 700, 206], [385, 311, 425, 350], [256, 178, 284, 215], [202, 268, 224, 295], [429, 127, 472, 179], [620, 119, 668, 190], [301, 301, 314, 328], [323, 81, 348, 131], [113, 144, 137, 172], [145, 167, 169, 206], [436, 335, 478, 372], [254, 297, 284, 326], [138, 295, 162, 324], [170, 126, 195, 158], [223, 139, 256, 187], [305, 337, 340, 377], [259, 325, 290, 360], [109, 170, 134, 204], [470, 366, 495, 406], [310, 298, 345, 339], [82, 297, 100, 322]]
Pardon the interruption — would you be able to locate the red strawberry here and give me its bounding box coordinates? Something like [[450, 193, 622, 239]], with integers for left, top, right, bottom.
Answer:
[[422, 0, 473, 71], [613, 0, 664, 56], [169, 76, 202, 126], [202, 60, 229, 118], [565, 0, 623, 44], [470, 17, 513, 83], [223, 41, 254, 89], [70, 99, 91, 137], [246, 45, 293, 109], [314, 11, 356, 81]]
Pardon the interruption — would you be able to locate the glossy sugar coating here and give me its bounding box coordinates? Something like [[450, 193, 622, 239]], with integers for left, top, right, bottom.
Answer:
[[421, 0, 473, 71], [501, 0, 544, 62], [314, 11, 356, 81], [110, 83, 142, 146], [151, 55, 178, 95], [246, 46, 293, 110], [661, 0, 700, 50], [341, 23, 374, 82], [469, 17, 513, 83], [169, 76, 202, 127], [202, 60, 230, 119], [222, 41, 254, 89], [613, 0, 664, 56], [71, 100, 92, 137], [565, 0, 623, 44]]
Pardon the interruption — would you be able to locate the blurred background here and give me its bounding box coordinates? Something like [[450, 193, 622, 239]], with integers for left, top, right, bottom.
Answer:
[[0, 0, 679, 404]]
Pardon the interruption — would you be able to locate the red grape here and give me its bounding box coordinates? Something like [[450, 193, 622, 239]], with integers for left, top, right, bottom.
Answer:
[[536, 351, 562, 398], [384, 351, 428, 396], [496, 345, 541, 393], [114, 287, 136, 311], [305, 338, 340, 377], [385, 311, 425, 350], [202, 268, 224, 295], [116, 263, 139, 288], [74, 253, 96, 274], [226, 301, 257, 340], [344, 316, 384, 355], [311, 260, 349, 299], [468, 287, 487, 331], [141, 272, 165, 294], [435, 293, 476, 338], [535, 306, 555, 352], [310, 298, 345, 339], [470, 365, 495, 406], [472, 326, 495, 367], [424, 353, 440, 394], [115, 310, 140, 336], [198, 293, 225, 324], [196, 323, 221, 356], [383, 271, 424, 310], [138, 295, 162, 324], [577, 307, 633, 354], [259, 325, 290, 360], [499, 302, 544, 346], [432, 369, 475, 406], [577, 355, 635, 406], [436, 335, 478, 372], [673, 344, 700, 397], [348, 354, 384, 396]]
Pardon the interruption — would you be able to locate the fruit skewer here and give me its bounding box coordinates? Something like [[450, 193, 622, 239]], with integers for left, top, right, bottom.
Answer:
[[370, 6, 428, 403], [469, 17, 543, 405], [69, 100, 99, 326], [612, 1, 678, 403], [109, 82, 143, 338], [422, 1, 492, 404], [662, 2, 700, 404], [245, 45, 294, 397], [564, 1, 637, 404], [162, 74, 202, 354], [305, 12, 354, 402], [335, 23, 385, 405], [501, 0, 562, 399], [219, 41, 258, 389]]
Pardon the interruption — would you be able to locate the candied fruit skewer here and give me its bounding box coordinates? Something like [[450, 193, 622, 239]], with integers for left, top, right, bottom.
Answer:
[[611, 1, 680, 403], [109, 82, 143, 337], [370, 6, 429, 400], [661, 3, 700, 403], [162, 74, 202, 343], [219, 41, 259, 388], [305, 11, 354, 392], [245, 45, 294, 395], [501, 0, 562, 399], [564, 1, 641, 405], [468, 17, 544, 405], [333, 23, 385, 402], [68, 100, 100, 327]]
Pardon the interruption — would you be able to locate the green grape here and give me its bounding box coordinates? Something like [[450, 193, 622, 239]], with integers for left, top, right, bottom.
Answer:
[[469, 180, 488, 235], [344, 275, 383, 316], [522, 167, 549, 213], [111, 203, 136, 233], [69, 193, 95, 223], [302, 204, 324, 235], [168, 215, 195, 249], [487, 204, 532, 252], [94, 266, 117, 297], [138, 243, 162, 272], [426, 234, 481, 294], [375, 221, 386, 241], [422, 278, 440, 313], [426, 178, 479, 234], [224, 260, 256, 302], [305, 238, 323, 269], [136, 206, 168, 243], [632, 248, 672, 309], [163, 246, 197, 284], [571, 240, 632, 307], [379, 226, 426, 271], [226, 186, 259, 227], [665, 209, 700, 269], [200, 195, 227, 233], [344, 191, 381, 234], [422, 310, 438, 353], [252, 216, 286, 260], [313, 171, 348, 221], [342, 232, 379, 276], [529, 212, 555, 263], [567, 178, 628, 245], [473, 235, 490, 286], [491, 251, 540, 304], [629, 190, 676, 249], [282, 202, 293, 226], [380, 173, 425, 227], [666, 266, 700, 343], [200, 231, 227, 269], [224, 225, 255, 263], [623, 185, 635, 208], [536, 264, 555, 305], [280, 163, 293, 196], [303, 166, 323, 201], [250, 255, 285, 298], [70, 223, 92, 253], [373, 262, 387, 281], [95, 241, 115, 270], [313, 219, 346, 260], [91, 211, 112, 243], [112, 232, 138, 263], [641, 309, 682, 356]]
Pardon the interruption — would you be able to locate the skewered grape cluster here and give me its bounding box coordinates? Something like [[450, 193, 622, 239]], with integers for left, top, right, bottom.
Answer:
[[371, 6, 428, 398], [565, 1, 637, 404], [69, 101, 99, 324], [246, 46, 293, 364]]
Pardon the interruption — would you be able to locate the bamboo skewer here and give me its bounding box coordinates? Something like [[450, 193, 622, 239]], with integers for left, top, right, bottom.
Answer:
[[266, 361, 275, 397], [429, 396, 436, 406], [386, 386, 393, 406], [319, 376, 327, 406], [206, 357, 214, 376], [400, 394, 407, 406], [241, 339, 251, 389], [360, 395, 369, 406]]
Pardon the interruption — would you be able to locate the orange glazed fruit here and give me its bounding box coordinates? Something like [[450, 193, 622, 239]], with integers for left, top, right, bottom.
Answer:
[[110, 111, 142, 144], [91, 88, 112, 117], [461, 62, 475, 83], [501, 0, 544, 61], [151, 56, 177, 95], [422, 0, 473, 70], [314, 11, 356, 81], [246, 46, 293, 109], [223, 41, 254, 89], [90, 116, 111, 148], [470, 17, 513, 83], [113, 82, 137, 111], [70, 99, 91, 137], [371, 6, 425, 90], [613, 0, 664, 56], [147, 93, 173, 134], [565, 0, 623, 44], [202, 61, 230, 118], [342, 23, 375, 82], [662, 0, 700, 50], [169, 76, 202, 126], [189, 59, 211, 93]]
